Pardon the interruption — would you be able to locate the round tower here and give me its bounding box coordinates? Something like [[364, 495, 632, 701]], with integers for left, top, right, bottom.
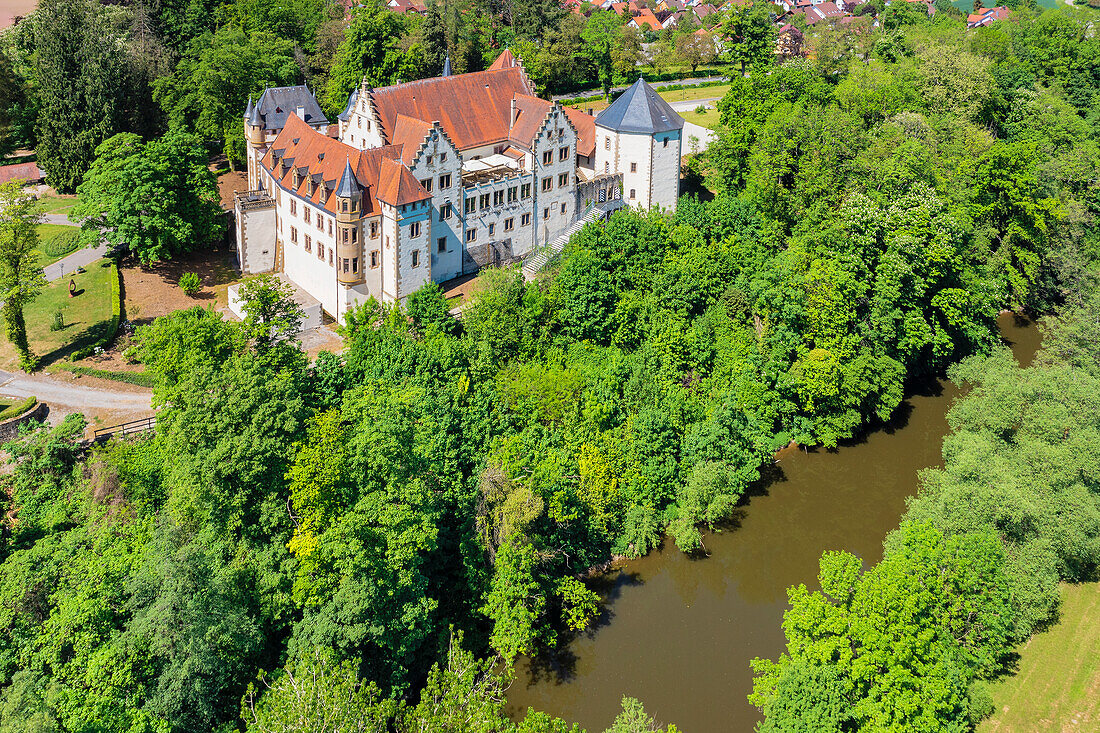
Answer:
[[334, 158, 364, 286]]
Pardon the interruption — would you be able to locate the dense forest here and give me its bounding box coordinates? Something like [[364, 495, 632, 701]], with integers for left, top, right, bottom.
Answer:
[[1, 1, 1100, 731]]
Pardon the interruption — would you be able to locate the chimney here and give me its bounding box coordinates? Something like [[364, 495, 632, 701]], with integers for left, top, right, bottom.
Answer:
[[296, 104, 305, 120], [510, 97, 517, 126]]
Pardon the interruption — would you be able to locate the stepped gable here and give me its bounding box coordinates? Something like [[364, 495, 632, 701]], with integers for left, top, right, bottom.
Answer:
[[507, 94, 596, 158], [261, 114, 426, 216], [390, 115, 436, 165], [369, 67, 535, 150], [595, 77, 684, 134], [251, 85, 328, 132]]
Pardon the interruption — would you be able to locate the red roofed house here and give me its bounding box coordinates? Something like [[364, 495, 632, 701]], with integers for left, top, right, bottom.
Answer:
[[967, 5, 1008, 28], [0, 161, 45, 186], [238, 56, 681, 316], [629, 8, 664, 30], [804, 1, 845, 23]]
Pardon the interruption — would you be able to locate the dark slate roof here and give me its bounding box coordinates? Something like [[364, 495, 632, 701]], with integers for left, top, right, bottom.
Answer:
[[335, 158, 359, 198], [595, 78, 684, 134], [338, 89, 359, 122], [253, 86, 328, 131]]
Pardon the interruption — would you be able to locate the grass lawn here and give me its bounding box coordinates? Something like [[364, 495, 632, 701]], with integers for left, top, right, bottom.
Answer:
[[569, 83, 730, 114], [685, 105, 722, 130], [36, 194, 80, 215], [980, 582, 1100, 733], [36, 224, 84, 268], [0, 258, 116, 370]]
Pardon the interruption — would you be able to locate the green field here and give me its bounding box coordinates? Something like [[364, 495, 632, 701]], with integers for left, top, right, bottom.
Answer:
[[980, 582, 1100, 733], [0, 258, 116, 369], [36, 194, 80, 215]]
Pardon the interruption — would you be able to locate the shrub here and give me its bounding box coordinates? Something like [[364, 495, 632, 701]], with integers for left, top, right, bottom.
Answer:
[[40, 230, 81, 258], [178, 272, 201, 296], [695, 104, 708, 114], [49, 309, 65, 332]]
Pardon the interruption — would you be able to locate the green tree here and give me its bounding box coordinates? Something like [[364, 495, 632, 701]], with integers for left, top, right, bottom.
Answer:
[[722, 4, 776, 76], [33, 0, 126, 193], [73, 130, 224, 264], [237, 274, 305, 350], [582, 11, 625, 99], [0, 181, 45, 371], [324, 3, 419, 113]]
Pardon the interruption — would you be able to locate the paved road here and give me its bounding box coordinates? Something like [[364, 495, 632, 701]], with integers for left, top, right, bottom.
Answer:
[[553, 75, 728, 102], [44, 241, 110, 282], [0, 370, 152, 413], [41, 213, 79, 227], [668, 97, 721, 111]]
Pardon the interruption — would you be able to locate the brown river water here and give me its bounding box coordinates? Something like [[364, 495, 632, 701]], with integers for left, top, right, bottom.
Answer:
[[506, 313, 1042, 732]]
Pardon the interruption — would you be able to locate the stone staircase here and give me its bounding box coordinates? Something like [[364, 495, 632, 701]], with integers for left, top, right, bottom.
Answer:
[[522, 199, 624, 280]]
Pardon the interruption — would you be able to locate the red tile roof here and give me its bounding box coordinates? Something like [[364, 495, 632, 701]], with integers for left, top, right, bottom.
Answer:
[[261, 114, 428, 215], [368, 67, 535, 151], [0, 162, 45, 185], [489, 49, 521, 70], [389, 115, 435, 165], [633, 8, 663, 30]]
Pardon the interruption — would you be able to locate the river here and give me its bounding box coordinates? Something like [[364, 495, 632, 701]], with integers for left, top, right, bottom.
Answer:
[[506, 313, 1042, 732]]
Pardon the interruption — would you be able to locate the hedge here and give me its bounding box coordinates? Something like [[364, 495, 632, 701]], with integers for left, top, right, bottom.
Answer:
[[71, 261, 121, 361], [64, 365, 155, 388], [0, 396, 37, 421], [559, 77, 730, 107]]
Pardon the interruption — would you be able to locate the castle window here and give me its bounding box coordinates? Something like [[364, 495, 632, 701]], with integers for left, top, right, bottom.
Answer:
[[329, 249, 333, 266], [465, 198, 475, 214], [493, 190, 503, 206], [305, 234, 311, 249], [426, 155, 433, 165], [290, 227, 298, 243], [604, 162, 609, 173], [631, 162, 637, 173], [559, 146, 569, 161], [439, 203, 451, 221], [479, 193, 490, 210], [352, 228, 357, 242], [353, 257, 358, 272], [371, 250, 379, 268], [343, 258, 349, 273], [558, 173, 568, 187], [466, 229, 476, 243], [543, 207, 550, 220], [542, 150, 553, 165], [438, 236, 447, 252], [629, 189, 636, 199], [605, 138, 610, 150], [560, 203, 566, 214], [541, 177, 551, 192], [521, 184, 531, 199], [329, 219, 333, 236], [504, 217, 514, 232], [420, 178, 433, 193], [318, 244, 324, 259], [439, 173, 451, 189], [341, 200, 348, 212], [521, 212, 531, 226], [290, 200, 297, 216], [663, 138, 669, 148], [304, 209, 311, 225], [488, 223, 495, 236], [507, 186, 517, 203], [305, 237, 311, 253], [409, 221, 421, 237], [370, 221, 378, 238], [440, 152, 447, 162], [412, 250, 420, 268]]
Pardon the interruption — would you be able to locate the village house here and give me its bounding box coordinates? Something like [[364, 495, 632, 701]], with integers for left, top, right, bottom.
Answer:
[[967, 5, 1008, 28], [234, 55, 684, 320]]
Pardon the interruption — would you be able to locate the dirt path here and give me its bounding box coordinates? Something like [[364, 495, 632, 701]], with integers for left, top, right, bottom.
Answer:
[[0, 369, 153, 428]]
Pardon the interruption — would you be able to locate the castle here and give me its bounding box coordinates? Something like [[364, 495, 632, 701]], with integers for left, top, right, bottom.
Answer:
[[234, 52, 685, 320]]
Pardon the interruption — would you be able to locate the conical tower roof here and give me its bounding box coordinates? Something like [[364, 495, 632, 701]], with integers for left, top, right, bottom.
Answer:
[[336, 158, 359, 198], [244, 95, 254, 120], [442, 53, 452, 77], [595, 78, 684, 134]]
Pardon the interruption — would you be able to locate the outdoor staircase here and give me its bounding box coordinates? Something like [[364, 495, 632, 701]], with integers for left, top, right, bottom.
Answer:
[[521, 199, 625, 280]]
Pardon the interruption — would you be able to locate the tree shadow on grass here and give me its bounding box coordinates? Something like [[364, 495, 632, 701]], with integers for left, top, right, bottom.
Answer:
[[37, 315, 113, 367]]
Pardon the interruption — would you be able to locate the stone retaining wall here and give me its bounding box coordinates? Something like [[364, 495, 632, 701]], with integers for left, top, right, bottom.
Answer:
[[0, 402, 48, 442]]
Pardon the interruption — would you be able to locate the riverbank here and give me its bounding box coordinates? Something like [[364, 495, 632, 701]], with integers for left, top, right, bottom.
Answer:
[[507, 313, 1042, 732]]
